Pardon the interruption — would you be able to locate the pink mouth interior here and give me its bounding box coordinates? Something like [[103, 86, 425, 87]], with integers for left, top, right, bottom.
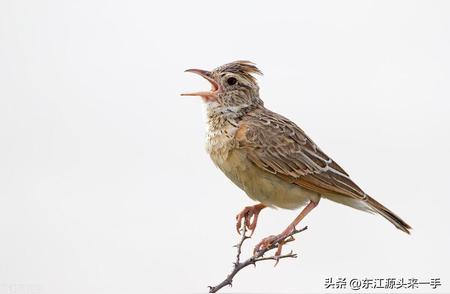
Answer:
[[181, 75, 219, 97]]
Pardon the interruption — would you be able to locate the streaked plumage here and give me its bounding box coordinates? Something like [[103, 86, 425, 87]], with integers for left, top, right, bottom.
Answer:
[[183, 61, 411, 253]]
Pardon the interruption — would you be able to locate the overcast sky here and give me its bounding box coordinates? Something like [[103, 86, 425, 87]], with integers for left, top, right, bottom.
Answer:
[[1, 0, 449, 293]]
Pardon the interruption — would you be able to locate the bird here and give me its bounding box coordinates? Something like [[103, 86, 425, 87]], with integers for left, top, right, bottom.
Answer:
[[181, 60, 411, 255]]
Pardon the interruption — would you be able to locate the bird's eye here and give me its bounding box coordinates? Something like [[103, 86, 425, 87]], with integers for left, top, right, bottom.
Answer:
[[226, 77, 237, 86]]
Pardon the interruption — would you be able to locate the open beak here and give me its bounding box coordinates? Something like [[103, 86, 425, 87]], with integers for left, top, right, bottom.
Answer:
[[181, 69, 220, 101]]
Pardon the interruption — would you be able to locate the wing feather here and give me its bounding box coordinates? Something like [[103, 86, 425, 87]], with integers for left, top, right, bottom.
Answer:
[[236, 108, 367, 200]]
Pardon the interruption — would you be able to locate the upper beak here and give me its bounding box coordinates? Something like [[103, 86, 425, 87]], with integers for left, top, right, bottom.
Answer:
[[181, 69, 220, 99]]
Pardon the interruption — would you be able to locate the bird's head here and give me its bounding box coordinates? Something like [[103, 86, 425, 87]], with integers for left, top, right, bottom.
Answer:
[[182, 60, 263, 109]]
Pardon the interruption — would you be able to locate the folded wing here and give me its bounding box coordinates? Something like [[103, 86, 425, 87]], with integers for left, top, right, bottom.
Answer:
[[236, 108, 367, 200]]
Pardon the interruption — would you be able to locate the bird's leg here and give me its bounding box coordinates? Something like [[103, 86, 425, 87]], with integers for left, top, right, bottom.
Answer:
[[253, 200, 318, 259], [235, 203, 266, 236]]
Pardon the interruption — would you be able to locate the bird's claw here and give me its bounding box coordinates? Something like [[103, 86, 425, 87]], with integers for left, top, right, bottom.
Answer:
[[235, 205, 264, 236], [253, 232, 294, 266], [253, 235, 277, 255]]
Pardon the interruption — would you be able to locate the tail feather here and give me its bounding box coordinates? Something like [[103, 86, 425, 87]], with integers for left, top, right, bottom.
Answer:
[[366, 196, 412, 234]]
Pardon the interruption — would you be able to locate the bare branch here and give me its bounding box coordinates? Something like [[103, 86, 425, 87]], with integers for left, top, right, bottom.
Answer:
[[208, 225, 308, 293]]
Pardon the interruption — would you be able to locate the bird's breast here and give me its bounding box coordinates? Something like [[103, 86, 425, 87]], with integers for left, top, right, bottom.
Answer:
[[206, 123, 238, 165], [205, 113, 319, 210]]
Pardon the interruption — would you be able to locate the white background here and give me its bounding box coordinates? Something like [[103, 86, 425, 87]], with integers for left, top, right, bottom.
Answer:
[[1, 0, 449, 293]]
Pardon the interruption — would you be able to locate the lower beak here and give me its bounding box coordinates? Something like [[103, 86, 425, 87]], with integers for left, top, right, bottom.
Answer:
[[181, 69, 220, 100]]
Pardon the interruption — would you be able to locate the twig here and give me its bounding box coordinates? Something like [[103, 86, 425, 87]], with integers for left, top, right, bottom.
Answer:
[[208, 225, 308, 293]]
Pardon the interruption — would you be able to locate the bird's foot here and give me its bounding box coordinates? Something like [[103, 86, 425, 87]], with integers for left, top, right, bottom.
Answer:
[[253, 226, 296, 265], [235, 204, 265, 236]]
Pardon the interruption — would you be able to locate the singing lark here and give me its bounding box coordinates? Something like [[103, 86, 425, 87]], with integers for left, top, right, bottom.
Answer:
[[182, 61, 411, 255]]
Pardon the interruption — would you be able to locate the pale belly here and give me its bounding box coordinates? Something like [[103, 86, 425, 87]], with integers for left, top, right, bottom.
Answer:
[[212, 148, 320, 210]]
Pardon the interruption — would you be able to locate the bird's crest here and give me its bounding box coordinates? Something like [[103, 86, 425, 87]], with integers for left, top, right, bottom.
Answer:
[[213, 60, 263, 83]]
